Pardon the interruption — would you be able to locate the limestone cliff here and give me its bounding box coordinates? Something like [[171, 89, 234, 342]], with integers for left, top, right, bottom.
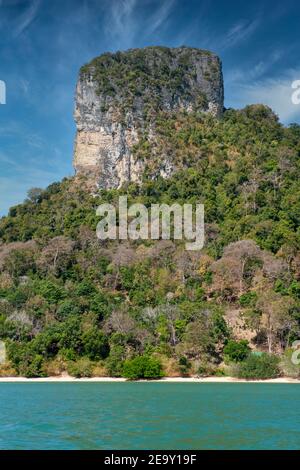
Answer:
[[73, 46, 224, 190]]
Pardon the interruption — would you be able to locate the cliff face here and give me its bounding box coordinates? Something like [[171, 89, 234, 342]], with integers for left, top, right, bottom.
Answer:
[[74, 46, 224, 190]]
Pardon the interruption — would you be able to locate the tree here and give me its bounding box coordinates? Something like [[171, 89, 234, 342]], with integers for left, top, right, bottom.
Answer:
[[235, 353, 280, 379], [241, 180, 259, 215], [224, 339, 250, 362], [1, 101, 300, 378], [257, 288, 295, 353], [122, 355, 164, 380], [81, 328, 109, 360], [26, 188, 43, 204], [180, 308, 228, 360], [37, 236, 75, 276], [159, 304, 180, 346], [1, 241, 37, 278], [103, 309, 136, 335], [211, 240, 262, 298], [68, 358, 93, 378], [110, 244, 136, 289]]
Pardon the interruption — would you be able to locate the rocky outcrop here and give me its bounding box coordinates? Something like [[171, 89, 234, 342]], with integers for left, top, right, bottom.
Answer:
[[74, 46, 224, 190]]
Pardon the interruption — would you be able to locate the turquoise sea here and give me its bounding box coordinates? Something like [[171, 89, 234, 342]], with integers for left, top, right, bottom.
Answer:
[[0, 383, 299, 449]]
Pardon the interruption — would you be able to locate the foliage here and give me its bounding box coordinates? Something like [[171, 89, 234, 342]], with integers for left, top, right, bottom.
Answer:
[[223, 340, 251, 363], [0, 100, 300, 376], [235, 353, 280, 380], [122, 355, 164, 380], [239, 292, 258, 307], [7, 342, 46, 378], [67, 358, 93, 378], [80, 47, 217, 118], [178, 356, 191, 376], [197, 362, 225, 377], [0, 362, 17, 377], [279, 348, 300, 378], [81, 328, 109, 360]]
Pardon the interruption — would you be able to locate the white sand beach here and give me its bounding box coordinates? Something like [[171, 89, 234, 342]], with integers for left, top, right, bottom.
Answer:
[[0, 375, 300, 383]]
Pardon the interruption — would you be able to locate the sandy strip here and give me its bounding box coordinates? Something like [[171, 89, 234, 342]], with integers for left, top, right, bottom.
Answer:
[[0, 376, 300, 383]]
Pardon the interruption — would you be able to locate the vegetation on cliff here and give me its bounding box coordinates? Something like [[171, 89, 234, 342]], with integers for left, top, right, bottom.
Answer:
[[0, 105, 300, 378], [80, 46, 221, 118]]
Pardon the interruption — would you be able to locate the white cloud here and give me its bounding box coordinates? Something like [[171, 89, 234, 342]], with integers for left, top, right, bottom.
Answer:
[[103, 0, 178, 49], [145, 0, 175, 36], [222, 17, 260, 50], [225, 50, 283, 84], [19, 78, 30, 95], [13, 0, 40, 37], [0, 121, 45, 148], [226, 69, 300, 124], [104, 0, 138, 49]]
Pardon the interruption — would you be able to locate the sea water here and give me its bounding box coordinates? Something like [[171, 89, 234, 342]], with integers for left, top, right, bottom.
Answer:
[[0, 383, 299, 449]]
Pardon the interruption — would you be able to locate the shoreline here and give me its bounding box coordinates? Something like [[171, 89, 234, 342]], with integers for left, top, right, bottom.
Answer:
[[0, 376, 300, 383]]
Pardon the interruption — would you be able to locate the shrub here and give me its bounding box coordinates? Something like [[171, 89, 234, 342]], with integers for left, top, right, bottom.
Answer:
[[212, 367, 226, 376], [57, 300, 81, 319], [7, 341, 46, 377], [81, 328, 109, 360], [235, 353, 280, 380], [92, 362, 109, 377], [18, 354, 46, 378], [178, 356, 191, 376], [75, 280, 96, 297], [158, 356, 182, 377], [239, 292, 257, 307], [67, 358, 93, 378], [122, 355, 164, 380], [0, 362, 17, 377], [58, 348, 77, 361], [34, 280, 66, 304], [105, 345, 126, 377], [279, 349, 300, 378], [197, 362, 223, 377], [197, 364, 211, 377], [224, 340, 251, 363], [43, 357, 66, 376]]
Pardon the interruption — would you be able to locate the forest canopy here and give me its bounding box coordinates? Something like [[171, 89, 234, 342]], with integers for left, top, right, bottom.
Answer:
[[0, 105, 300, 379]]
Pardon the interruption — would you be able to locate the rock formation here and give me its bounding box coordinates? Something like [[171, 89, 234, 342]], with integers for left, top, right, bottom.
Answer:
[[74, 46, 224, 190]]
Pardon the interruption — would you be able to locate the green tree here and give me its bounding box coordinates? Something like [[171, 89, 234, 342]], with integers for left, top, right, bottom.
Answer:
[[224, 340, 250, 362], [235, 353, 280, 379], [122, 355, 164, 380], [82, 328, 109, 360]]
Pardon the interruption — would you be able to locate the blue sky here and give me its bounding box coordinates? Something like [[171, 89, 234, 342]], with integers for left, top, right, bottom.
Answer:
[[0, 0, 300, 215]]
